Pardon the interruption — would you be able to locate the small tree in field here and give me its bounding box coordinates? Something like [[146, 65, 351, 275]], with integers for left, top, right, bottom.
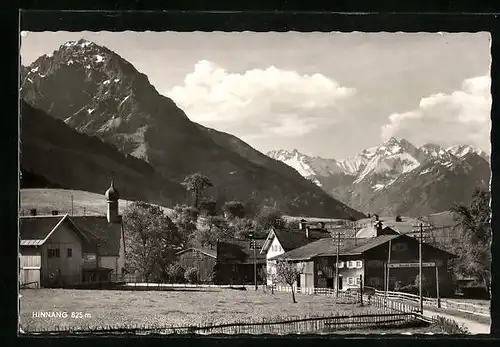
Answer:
[[276, 261, 302, 303], [166, 262, 185, 283], [184, 267, 199, 284], [258, 267, 267, 292]]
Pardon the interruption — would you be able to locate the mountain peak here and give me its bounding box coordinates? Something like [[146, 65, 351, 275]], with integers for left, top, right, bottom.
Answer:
[[383, 137, 400, 146]]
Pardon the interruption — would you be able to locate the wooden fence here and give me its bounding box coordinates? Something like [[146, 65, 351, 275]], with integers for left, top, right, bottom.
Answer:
[[24, 311, 421, 335], [374, 290, 490, 317]]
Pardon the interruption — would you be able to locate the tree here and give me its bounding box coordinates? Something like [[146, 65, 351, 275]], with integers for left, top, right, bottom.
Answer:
[[276, 261, 302, 303], [450, 188, 491, 296], [231, 217, 255, 239], [199, 198, 218, 216], [223, 201, 246, 219], [184, 267, 199, 284], [191, 215, 234, 249], [123, 201, 182, 282], [166, 261, 185, 283], [258, 267, 267, 292], [285, 219, 300, 232], [171, 204, 198, 242], [181, 173, 213, 208], [255, 206, 286, 232], [414, 274, 430, 296]]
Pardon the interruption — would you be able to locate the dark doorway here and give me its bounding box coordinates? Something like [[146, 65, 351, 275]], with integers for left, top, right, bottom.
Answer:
[[326, 278, 334, 288], [338, 276, 343, 290]]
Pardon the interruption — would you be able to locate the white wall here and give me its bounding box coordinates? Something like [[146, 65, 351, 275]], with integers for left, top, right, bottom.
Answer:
[[266, 237, 285, 286]]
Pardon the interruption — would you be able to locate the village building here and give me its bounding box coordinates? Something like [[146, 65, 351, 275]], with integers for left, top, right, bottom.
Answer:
[[271, 233, 456, 297], [175, 247, 217, 283], [19, 180, 126, 288], [215, 239, 267, 285], [260, 221, 331, 286]]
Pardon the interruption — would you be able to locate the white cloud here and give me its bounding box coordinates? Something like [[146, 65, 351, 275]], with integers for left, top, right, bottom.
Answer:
[[381, 75, 491, 152], [166, 60, 356, 138]]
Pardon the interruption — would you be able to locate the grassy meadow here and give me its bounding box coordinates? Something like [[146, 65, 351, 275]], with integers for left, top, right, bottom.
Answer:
[[21, 288, 390, 332], [20, 189, 174, 217]]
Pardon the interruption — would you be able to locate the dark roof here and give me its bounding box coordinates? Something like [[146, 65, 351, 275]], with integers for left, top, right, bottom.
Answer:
[[70, 216, 122, 256], [176, 247, 217, 258], [217, 239, 267, 264], [274, 233, 455, 261], [274, 229, 329, 251], [20, 215, 65, 241], [269, 237, 375, 261], [322, 235, 401, 256], [19, 215, 122, 256]]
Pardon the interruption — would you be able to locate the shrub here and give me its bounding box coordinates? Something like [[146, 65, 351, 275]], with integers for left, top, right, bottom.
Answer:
[[184, 267, 199, 284], [431, 316, 470, 334], [166, 262, 185, 283], [397, 284, 419, 295]]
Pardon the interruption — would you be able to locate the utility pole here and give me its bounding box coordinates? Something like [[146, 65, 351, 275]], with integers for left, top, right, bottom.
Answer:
[[419, 223, 423, 314], [353, 221, 358, 246], [436, 265, 441, 308], [360, 274, 364, 306], [385, 239, 392, 304], [249, 231, 257, 291], [333, 231, 341, 298]]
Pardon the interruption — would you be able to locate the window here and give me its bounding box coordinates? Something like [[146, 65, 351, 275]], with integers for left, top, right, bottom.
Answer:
[[347, 277, 354, 285], [67, 248, 73, 258], [338, 261, 344, 268], [355, 277, 361, 285], [369, 277, 381, 286], [48, 248, 60, 258], [356, 260, 362, 268], [347, 261, 354, 268]]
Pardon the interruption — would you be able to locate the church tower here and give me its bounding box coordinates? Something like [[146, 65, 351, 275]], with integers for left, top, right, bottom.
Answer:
[[105, 178, 120, 223]]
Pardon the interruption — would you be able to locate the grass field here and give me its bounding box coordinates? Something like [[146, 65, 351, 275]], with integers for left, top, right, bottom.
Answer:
[[20, 189, 174, 217], [21, 288, 410, 333]]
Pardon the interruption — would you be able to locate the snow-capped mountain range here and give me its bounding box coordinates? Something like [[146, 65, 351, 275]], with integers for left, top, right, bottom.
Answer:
[[267, 138, 490, 217]]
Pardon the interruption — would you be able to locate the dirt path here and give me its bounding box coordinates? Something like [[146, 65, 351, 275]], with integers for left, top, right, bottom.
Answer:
[[422, 308, 490, 334]]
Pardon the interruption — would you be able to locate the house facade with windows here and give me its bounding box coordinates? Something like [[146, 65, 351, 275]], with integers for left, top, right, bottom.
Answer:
[[260, 225, 330, 286], [19, 180, 126, 288], [272, 234, 456, 297]]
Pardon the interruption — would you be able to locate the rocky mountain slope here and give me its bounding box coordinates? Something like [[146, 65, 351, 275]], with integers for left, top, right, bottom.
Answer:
[[267, 138, 490, 217], [20, 100, 187, 207], [20, 39, 363, 219]]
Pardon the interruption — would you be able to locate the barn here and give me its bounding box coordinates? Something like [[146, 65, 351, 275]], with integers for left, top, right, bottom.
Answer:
[[175, 247, 217, 283], [215, 239, 267, 285]]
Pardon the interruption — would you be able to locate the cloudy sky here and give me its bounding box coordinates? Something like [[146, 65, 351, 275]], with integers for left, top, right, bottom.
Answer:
[[20, 31, 491, 159]]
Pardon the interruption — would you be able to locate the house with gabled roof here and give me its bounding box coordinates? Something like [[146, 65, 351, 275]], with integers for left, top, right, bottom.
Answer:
[[271, 233, 456, 297], [175, 247, 217, 283], [19, 180, 126, 288], [215, 239, 267, 285], [260, 221, 331, 286]]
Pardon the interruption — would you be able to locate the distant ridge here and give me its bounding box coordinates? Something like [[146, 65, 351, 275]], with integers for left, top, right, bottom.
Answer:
[[268, 138, 490, 217]]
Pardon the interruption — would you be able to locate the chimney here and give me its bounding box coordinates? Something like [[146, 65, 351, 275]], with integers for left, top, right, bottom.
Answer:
[[374, 214, 379, 221], [52, 210, 59, 216], [30, 209, 37, 216], [299, 219, 307, 231], [375, 221, 383, 236], [305, 226, 310, 239]]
